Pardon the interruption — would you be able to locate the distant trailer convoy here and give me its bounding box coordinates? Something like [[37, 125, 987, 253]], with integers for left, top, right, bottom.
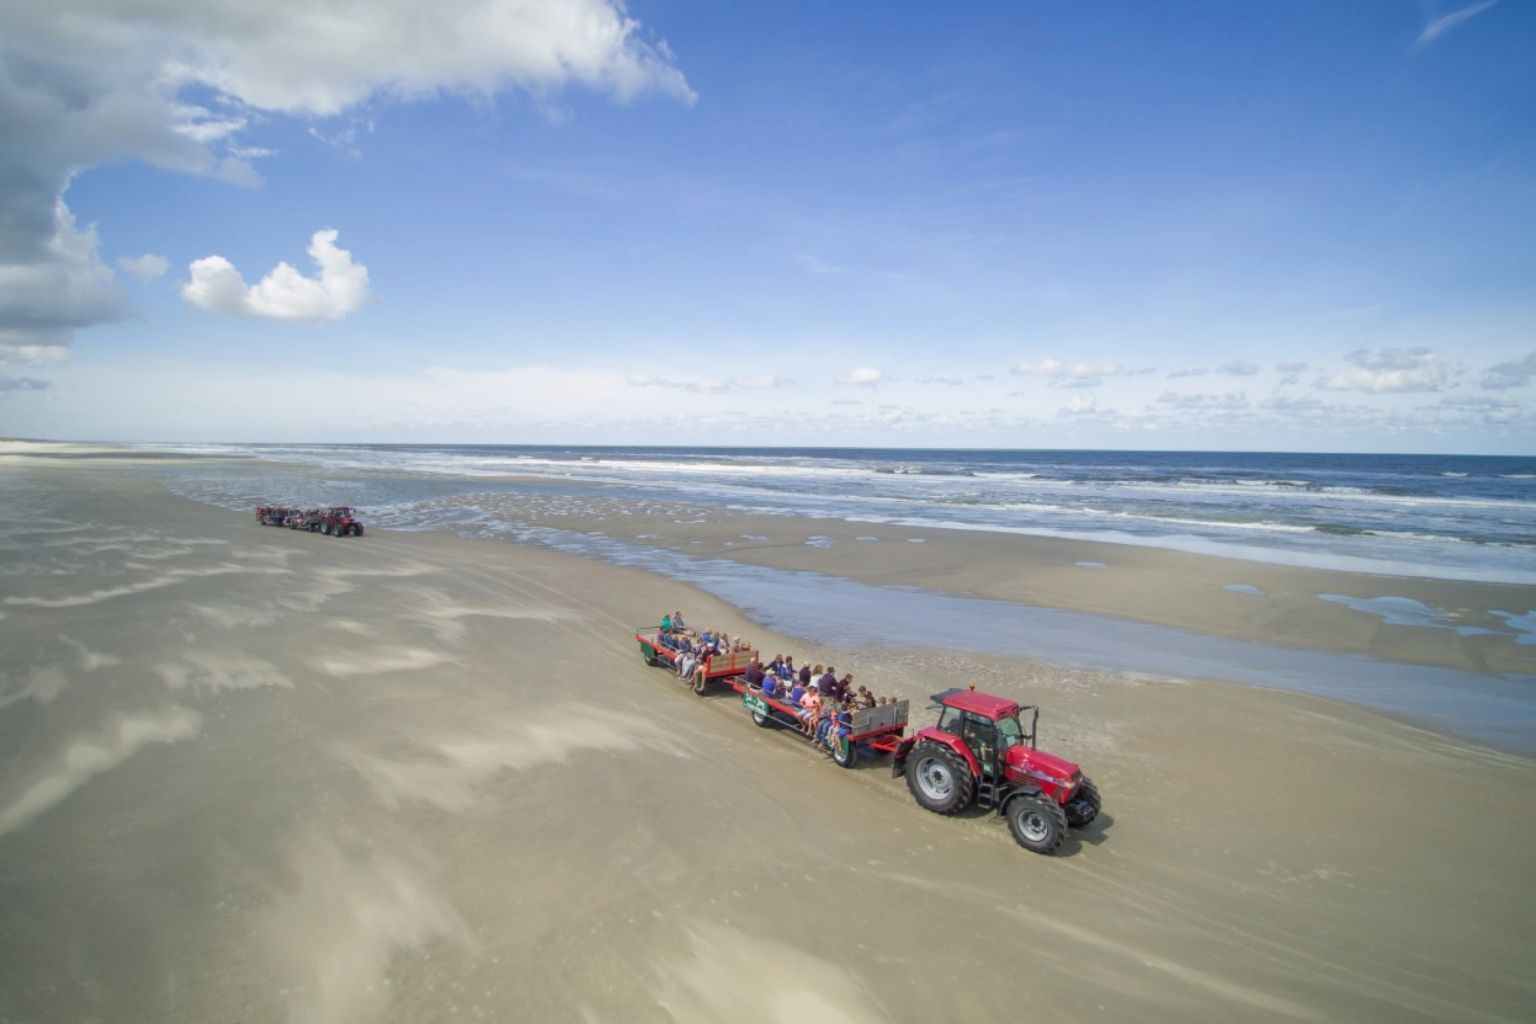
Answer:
[[255, 505, 364, 536]]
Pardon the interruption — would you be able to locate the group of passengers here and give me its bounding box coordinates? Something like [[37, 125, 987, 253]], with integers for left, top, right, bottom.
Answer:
[[657, 611, 750, 687], [657, 613, 897, 750], [747, 655, 896, 749]]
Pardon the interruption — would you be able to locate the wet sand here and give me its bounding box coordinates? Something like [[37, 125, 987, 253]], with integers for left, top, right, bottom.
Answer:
[[1, 455, 1534, 1023], [463, 493, 1536, 676]]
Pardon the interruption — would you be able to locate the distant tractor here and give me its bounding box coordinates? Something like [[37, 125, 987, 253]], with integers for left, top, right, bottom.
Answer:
[[893, 688, 1101, 854], [319, 506, 364, 537]]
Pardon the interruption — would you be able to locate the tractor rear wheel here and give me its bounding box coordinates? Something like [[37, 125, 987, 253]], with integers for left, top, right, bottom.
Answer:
[[354, 524, 364, 537], [905, 744, 974, 815], [1064, 778, 1101, 829], [1006, 795, 1068, 855]]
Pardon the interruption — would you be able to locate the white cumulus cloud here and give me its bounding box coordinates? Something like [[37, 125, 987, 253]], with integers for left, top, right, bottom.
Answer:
[[627, 373, 793, 394], [0, 1, 693, 350], [1155, 390, 1248, 411], [1479, 351, 1535, 391], [1012, 358, 1146, 388], [1315, 347, 1452, 393], [836, 367, 883, 387], [182, 229, 369, 322]]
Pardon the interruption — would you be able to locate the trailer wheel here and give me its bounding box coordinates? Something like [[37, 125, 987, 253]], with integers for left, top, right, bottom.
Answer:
[[1064, 778, 1101, 829], [1006, 794, 1068, 855], [321, 522, 331, 535], [906, 744, 973, 815], [641, 645, 657, 667], [751, 705, 773, 728], [831, 736, 857, 769], [691, 673, 708, 697]]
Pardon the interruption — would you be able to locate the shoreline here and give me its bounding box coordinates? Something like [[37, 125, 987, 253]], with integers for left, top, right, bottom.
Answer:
[[382, 489, 1536, 677]]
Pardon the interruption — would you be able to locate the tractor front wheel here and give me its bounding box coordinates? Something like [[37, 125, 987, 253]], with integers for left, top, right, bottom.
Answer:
[[905, 745, 974, 815], [1064, 778, 1101, 829], [1006, 795, 1068, 855]]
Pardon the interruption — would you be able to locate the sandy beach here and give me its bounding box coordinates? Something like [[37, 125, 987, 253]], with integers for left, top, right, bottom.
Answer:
[[2, 450, 1534, 1023]]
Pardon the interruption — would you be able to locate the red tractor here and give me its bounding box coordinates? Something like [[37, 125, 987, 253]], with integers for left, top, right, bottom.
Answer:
[[893, 688, 1100, 855], [319, 506, 364, 537]]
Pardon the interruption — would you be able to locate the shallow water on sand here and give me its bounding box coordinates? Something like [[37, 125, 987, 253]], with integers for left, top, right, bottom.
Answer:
[[478, 523, 1536, 755]]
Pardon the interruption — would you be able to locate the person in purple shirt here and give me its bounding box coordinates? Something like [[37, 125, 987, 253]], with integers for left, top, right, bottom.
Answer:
[[818, 667, 837, 697], [798, 663, 813, 688], [745, 659, 765, 688]]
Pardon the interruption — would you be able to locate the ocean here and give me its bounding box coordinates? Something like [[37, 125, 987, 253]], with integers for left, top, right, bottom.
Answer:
[[141, 444, 1536, 584]]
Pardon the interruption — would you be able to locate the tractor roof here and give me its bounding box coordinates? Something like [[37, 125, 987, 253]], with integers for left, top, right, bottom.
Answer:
[[930, 688, 1019, 719]]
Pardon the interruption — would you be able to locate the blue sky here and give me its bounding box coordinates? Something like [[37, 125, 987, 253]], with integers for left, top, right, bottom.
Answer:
[[1, 1, 1533, 451]]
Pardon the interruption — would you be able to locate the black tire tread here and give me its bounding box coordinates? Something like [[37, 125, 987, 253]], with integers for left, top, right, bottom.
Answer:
[[1007, 795, 1068, 854], [905, 744, 975, 815], [1064, 777, 1101, 829]]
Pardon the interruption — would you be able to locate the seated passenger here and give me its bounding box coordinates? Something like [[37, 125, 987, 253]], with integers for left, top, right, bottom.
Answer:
[[745, 659, 765, 688], [798, 688, 821, 735], [799, 662, 813, 688], [779, 656, 795, 681], [762, 675, 778, 698], [677, 651, 697, 679], [788, 683, 806, 707], [660, 613, 673, 633], [672, 610, 686, 630], [831, 707, 853, 749]]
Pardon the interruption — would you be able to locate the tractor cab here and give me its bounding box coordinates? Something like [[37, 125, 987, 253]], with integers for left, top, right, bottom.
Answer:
[[932, 689, 1031, 777], [926, 687, 1080, 803]]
